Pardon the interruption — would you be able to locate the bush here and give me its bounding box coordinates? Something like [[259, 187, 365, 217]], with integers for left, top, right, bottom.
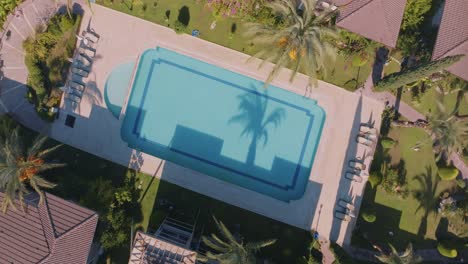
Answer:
[[173, 20, 187, 34], [438, 166, 459, 181], [456, 179, 466, 189], [437, 242, 457, 258], [361, 209, 376, 223], [0, 0, 23, 27], [381, 137, 396, 149], [369, 173, 382, 188]]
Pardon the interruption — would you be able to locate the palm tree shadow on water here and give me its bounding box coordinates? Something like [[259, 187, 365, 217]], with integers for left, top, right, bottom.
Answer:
[[228, 87, 285, 167]]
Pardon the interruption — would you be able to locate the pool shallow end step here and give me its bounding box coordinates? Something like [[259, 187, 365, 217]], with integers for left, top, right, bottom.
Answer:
[[120, 47, 326, 202]]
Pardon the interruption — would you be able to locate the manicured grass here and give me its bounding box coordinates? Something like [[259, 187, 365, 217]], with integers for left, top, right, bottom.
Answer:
[[352, 127, 456, 250], [400, 87, 468, 117], [96, 0, 371, 90]]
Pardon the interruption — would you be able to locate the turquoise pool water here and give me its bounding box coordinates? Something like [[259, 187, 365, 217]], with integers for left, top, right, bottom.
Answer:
[[121, 47, 325, 202], [104, 62, 135, 118]]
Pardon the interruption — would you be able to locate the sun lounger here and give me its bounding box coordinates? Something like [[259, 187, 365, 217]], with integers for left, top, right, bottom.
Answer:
[[334, 211, 352, 221], [69, 81, 85, 92], [360, 131, 377, 140], [360, 125, 377, 134], [356, 136, 373, 146], [69, 87, 84, 97], [80, 42, 96, 57], [78, 52, 93, 65], [338, 199, 355, 211], [83, 29, 100, 43], [349, 160, 366, 170], [345, 172, 363, 183], [64, 93, 81, 103], [71, 67, 89, 78]]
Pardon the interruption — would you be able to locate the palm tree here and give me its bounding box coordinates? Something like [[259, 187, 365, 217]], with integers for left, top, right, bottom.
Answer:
[[375, 243, 422, 264], [244, 0, 338, 88], [0, 128, 64, 212], [427, 98, 468, 163], [229, 92, 285, 166], [413, 166, 440, 237], [201, 217, 276, 264]]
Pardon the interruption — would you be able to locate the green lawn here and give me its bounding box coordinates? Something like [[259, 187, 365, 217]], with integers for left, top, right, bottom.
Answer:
[[95, 0, 371, 90], [352, 127, 457, 250], [10, 120, 310, 263]]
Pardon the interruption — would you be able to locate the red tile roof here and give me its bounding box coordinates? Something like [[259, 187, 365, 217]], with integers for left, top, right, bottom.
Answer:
[[0, 192, 98, 264], [432, 0, 468, 81], [333, 0, 408, 47]]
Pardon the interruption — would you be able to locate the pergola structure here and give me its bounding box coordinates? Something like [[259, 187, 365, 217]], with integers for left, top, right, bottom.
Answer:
[[129, 217, 198, 264]]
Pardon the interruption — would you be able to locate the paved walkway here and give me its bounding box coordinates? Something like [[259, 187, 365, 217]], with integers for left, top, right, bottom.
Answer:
[[0, 2, 385, 248]]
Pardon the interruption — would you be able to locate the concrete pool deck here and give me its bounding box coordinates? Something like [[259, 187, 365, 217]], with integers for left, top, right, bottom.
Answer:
[[1, 2, 384, 245]]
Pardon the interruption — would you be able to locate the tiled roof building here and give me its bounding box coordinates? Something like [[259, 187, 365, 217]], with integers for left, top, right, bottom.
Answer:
[[333, 0, 408, 47], [432, 0, 468, 81], [0, 192, 98, 264]]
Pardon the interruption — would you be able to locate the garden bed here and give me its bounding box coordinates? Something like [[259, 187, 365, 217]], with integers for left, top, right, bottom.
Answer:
[[23, 13, 82, 121]]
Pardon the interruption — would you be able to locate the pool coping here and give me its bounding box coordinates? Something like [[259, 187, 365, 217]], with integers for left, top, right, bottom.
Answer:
[[119, 47, 327, 202]]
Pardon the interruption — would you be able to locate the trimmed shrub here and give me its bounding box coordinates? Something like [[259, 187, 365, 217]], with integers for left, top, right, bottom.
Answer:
[[173, 20, 187, 34], [438, 166, 459, 181], [368, 173, 382, 189], [361, 209, 376, 223], [456, 179, 466, 189], [381, 137, 396, 149], [437, 242, 457, 258]]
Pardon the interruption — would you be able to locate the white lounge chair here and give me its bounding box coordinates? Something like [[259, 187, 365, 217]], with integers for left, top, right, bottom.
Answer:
[[349, 160, 366, 170], [64, 93, 81, 103], [338, 199, 355, 211], [360, 125, 377, 134], [69, 87, 83, 97], [357, 136, 373, 146], [71, 67, 89, 78], [345, 172, 363, 183], [334, 211, 352, 221], [69, 81, 85, 91]]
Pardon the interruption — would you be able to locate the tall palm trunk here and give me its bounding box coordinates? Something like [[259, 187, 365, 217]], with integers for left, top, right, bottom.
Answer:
[[246, 133, 258, 166]]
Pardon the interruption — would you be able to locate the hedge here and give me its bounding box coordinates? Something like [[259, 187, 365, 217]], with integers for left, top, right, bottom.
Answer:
[[369, 173, 382, 189], [437, 242, 457, 258]]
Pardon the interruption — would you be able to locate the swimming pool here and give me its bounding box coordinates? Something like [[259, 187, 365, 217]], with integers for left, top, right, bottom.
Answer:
[[121, 47, 325, 202]]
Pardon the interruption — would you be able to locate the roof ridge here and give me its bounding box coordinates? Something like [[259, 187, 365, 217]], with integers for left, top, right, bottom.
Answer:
[[433, 36, 468, 60], [37, 193, 57, 264], [55, 213, 98, 240], [337, 0, 375, 22], [379, 0, 399, 46]]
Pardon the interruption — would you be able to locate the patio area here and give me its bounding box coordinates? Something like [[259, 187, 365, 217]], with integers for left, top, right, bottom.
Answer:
[[0, 2, 385, 245]]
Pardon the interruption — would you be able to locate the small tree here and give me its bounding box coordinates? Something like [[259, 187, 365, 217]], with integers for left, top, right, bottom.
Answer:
[[375, 55, 464, 91], [375, 243, 422, 264], [200, 216, 276, 263]]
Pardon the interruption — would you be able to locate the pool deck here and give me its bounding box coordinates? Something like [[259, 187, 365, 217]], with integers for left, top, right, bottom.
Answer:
[[1, 2, 385, 245]]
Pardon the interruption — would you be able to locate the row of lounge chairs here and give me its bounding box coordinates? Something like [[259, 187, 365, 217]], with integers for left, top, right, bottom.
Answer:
[[63, 28, 100, 108]]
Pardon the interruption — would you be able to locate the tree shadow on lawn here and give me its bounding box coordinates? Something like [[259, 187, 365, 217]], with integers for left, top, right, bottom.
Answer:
[[146, 178, 311, 263], [178, 6, 190, 26], [352, 183, 437, 251]]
